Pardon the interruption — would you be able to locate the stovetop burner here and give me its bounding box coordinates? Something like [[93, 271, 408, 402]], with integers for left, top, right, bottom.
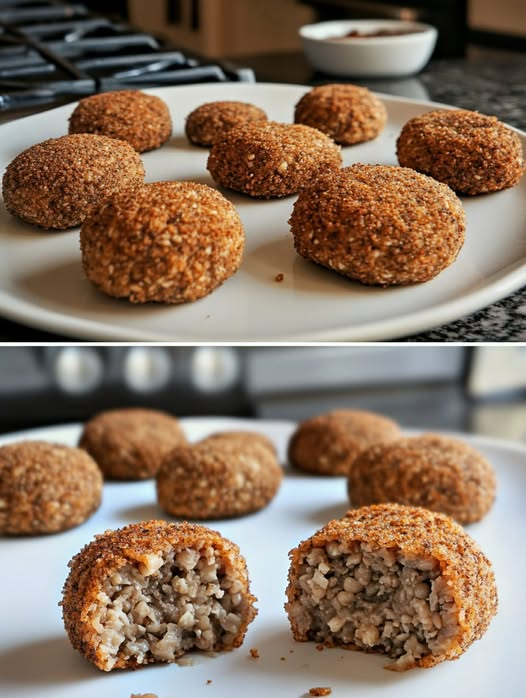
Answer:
[[0, 0, 255, 111]]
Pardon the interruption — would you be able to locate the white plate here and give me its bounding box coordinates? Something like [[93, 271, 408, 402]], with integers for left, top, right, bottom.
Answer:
[[0, 417, 523, 697], [0, 83, 526, 341]]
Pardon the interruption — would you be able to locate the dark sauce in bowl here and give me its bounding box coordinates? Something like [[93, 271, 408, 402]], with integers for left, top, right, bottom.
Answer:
[[332, 27, 423, 40]]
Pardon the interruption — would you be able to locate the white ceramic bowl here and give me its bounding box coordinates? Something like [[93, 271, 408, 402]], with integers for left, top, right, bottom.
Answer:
[[299, 19, 438, 78]]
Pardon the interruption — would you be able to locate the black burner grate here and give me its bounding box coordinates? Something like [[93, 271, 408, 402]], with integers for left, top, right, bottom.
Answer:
[[0, 0, 254, 111]]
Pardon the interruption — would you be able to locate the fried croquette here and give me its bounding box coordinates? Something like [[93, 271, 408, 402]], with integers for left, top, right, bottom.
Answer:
[[69, 90, 172, 152], [294, 84, 387, 145], [2, 133, 145, 229], [80, 180, 245, 304], [0, 440, 102, 535], [79, 407, 187, 480], [285, 503, 498, 670], [288, 409, 402, 476], [348, 433, 497, 524], [185, 100, 267, 147], [396, 108, 525, 194], [289, 163, 466, 286], [156, 431, 283, 519], [61, 520, 257, 670], [207, 120, 342, 198]]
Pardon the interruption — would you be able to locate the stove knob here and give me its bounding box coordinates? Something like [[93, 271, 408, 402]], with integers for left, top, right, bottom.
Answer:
[[123, 347, 172, 393], [191, 347, 239, 393], [53, 347, 103, 394]]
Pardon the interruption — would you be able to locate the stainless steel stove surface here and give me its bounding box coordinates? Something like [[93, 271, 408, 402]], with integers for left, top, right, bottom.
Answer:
[[0, 0, 254, 112]]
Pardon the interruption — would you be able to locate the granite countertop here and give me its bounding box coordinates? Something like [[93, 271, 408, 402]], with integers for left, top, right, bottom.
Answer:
[[0, 47, 525, 342]]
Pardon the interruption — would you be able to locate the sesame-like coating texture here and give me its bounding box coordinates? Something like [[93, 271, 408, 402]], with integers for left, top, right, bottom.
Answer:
[[2, 133, 145, 229], [0, 440, 102, 535], [294, 84, 387, 145], [68, 90, 172, 152], [79, 407, 187, 480], [185, 100, 268, 147], [207, 120, 342, 198], [61, 520, 258, 670], [396, 109, 525, 195], [157, 431, 283, 519], [80, 181, 245, 304], [288, 409, 402, 476], [285, 503, 498, 669], [289, 164, 465, 286], [348, 433, 497, 524]]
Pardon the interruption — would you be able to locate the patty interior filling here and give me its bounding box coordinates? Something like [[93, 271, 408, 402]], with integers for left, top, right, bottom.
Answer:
[[290, 541, 458, 669], [91, 544, 247, 669]]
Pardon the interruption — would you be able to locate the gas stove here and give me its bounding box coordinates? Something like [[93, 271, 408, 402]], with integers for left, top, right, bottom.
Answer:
[[0, 0, 254, 112]]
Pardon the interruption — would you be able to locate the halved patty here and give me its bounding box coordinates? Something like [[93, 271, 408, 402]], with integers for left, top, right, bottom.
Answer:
[[285, 503, 497, 671], [61, 520, 258, 671]]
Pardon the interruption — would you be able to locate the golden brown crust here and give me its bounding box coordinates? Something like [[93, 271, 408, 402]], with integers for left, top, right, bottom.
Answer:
[[285, 503, 498, 669], [61, 520, 257, 670], [207, 120, 342, 198], [80, 181, 245, 304], [68, 90, 172, 152], [185, 100, 268, 147], [79, 407, 187, 480], [2, 133, 145, 229], [0, 440, 102, 535], [396, 109, 525, 195], [289, 163, 466, 286], [294, 84, 387, 145], [348, 433, 497, 524], [287, 410, 402, 476], [156, 431, 283, 519]]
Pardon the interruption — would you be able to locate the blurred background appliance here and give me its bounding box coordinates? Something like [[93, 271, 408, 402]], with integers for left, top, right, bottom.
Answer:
[[1, 346, 526, 443], [0, 0, 254, 113], [124, 0, 526, 59]]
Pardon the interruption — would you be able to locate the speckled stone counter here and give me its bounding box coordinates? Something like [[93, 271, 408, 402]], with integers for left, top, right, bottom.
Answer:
[[0, 47, 525, 342]]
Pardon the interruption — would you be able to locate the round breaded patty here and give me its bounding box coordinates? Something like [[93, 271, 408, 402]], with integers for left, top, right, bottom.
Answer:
[[396, 108, 525, 195], [348, 433, 497, 524], [185, 100, 268, 147], [285, 503, 497, 671], [288, 409, 402, 476], [0, 440, 102, 535], [61, 520, 257, 671], [80, 181, 245, 304], [79, 407, 187, 480], [207, 120, 342, 198], [156, 431, 283, 519], [69, 90, 172, 152], [2, 133, 145, 229], [289, 164, 466, 286], [294, 83, 387, 145]]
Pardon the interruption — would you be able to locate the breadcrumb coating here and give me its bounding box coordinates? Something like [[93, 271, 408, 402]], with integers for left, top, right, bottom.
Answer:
[[68, 90, 172, 152], [79, 407, 187, 480], [2, 133, 145, 229], [207, 120, 342, 198], [396, 109, 525, 194], [80, 180, 245, 304], [348, 433, 497, 524], [288, 409, 402, 476], [185, 100, 267, 147], [295, 84, 387, 145], [289, 163, 465, 286], [0, 440, 102, 535]]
